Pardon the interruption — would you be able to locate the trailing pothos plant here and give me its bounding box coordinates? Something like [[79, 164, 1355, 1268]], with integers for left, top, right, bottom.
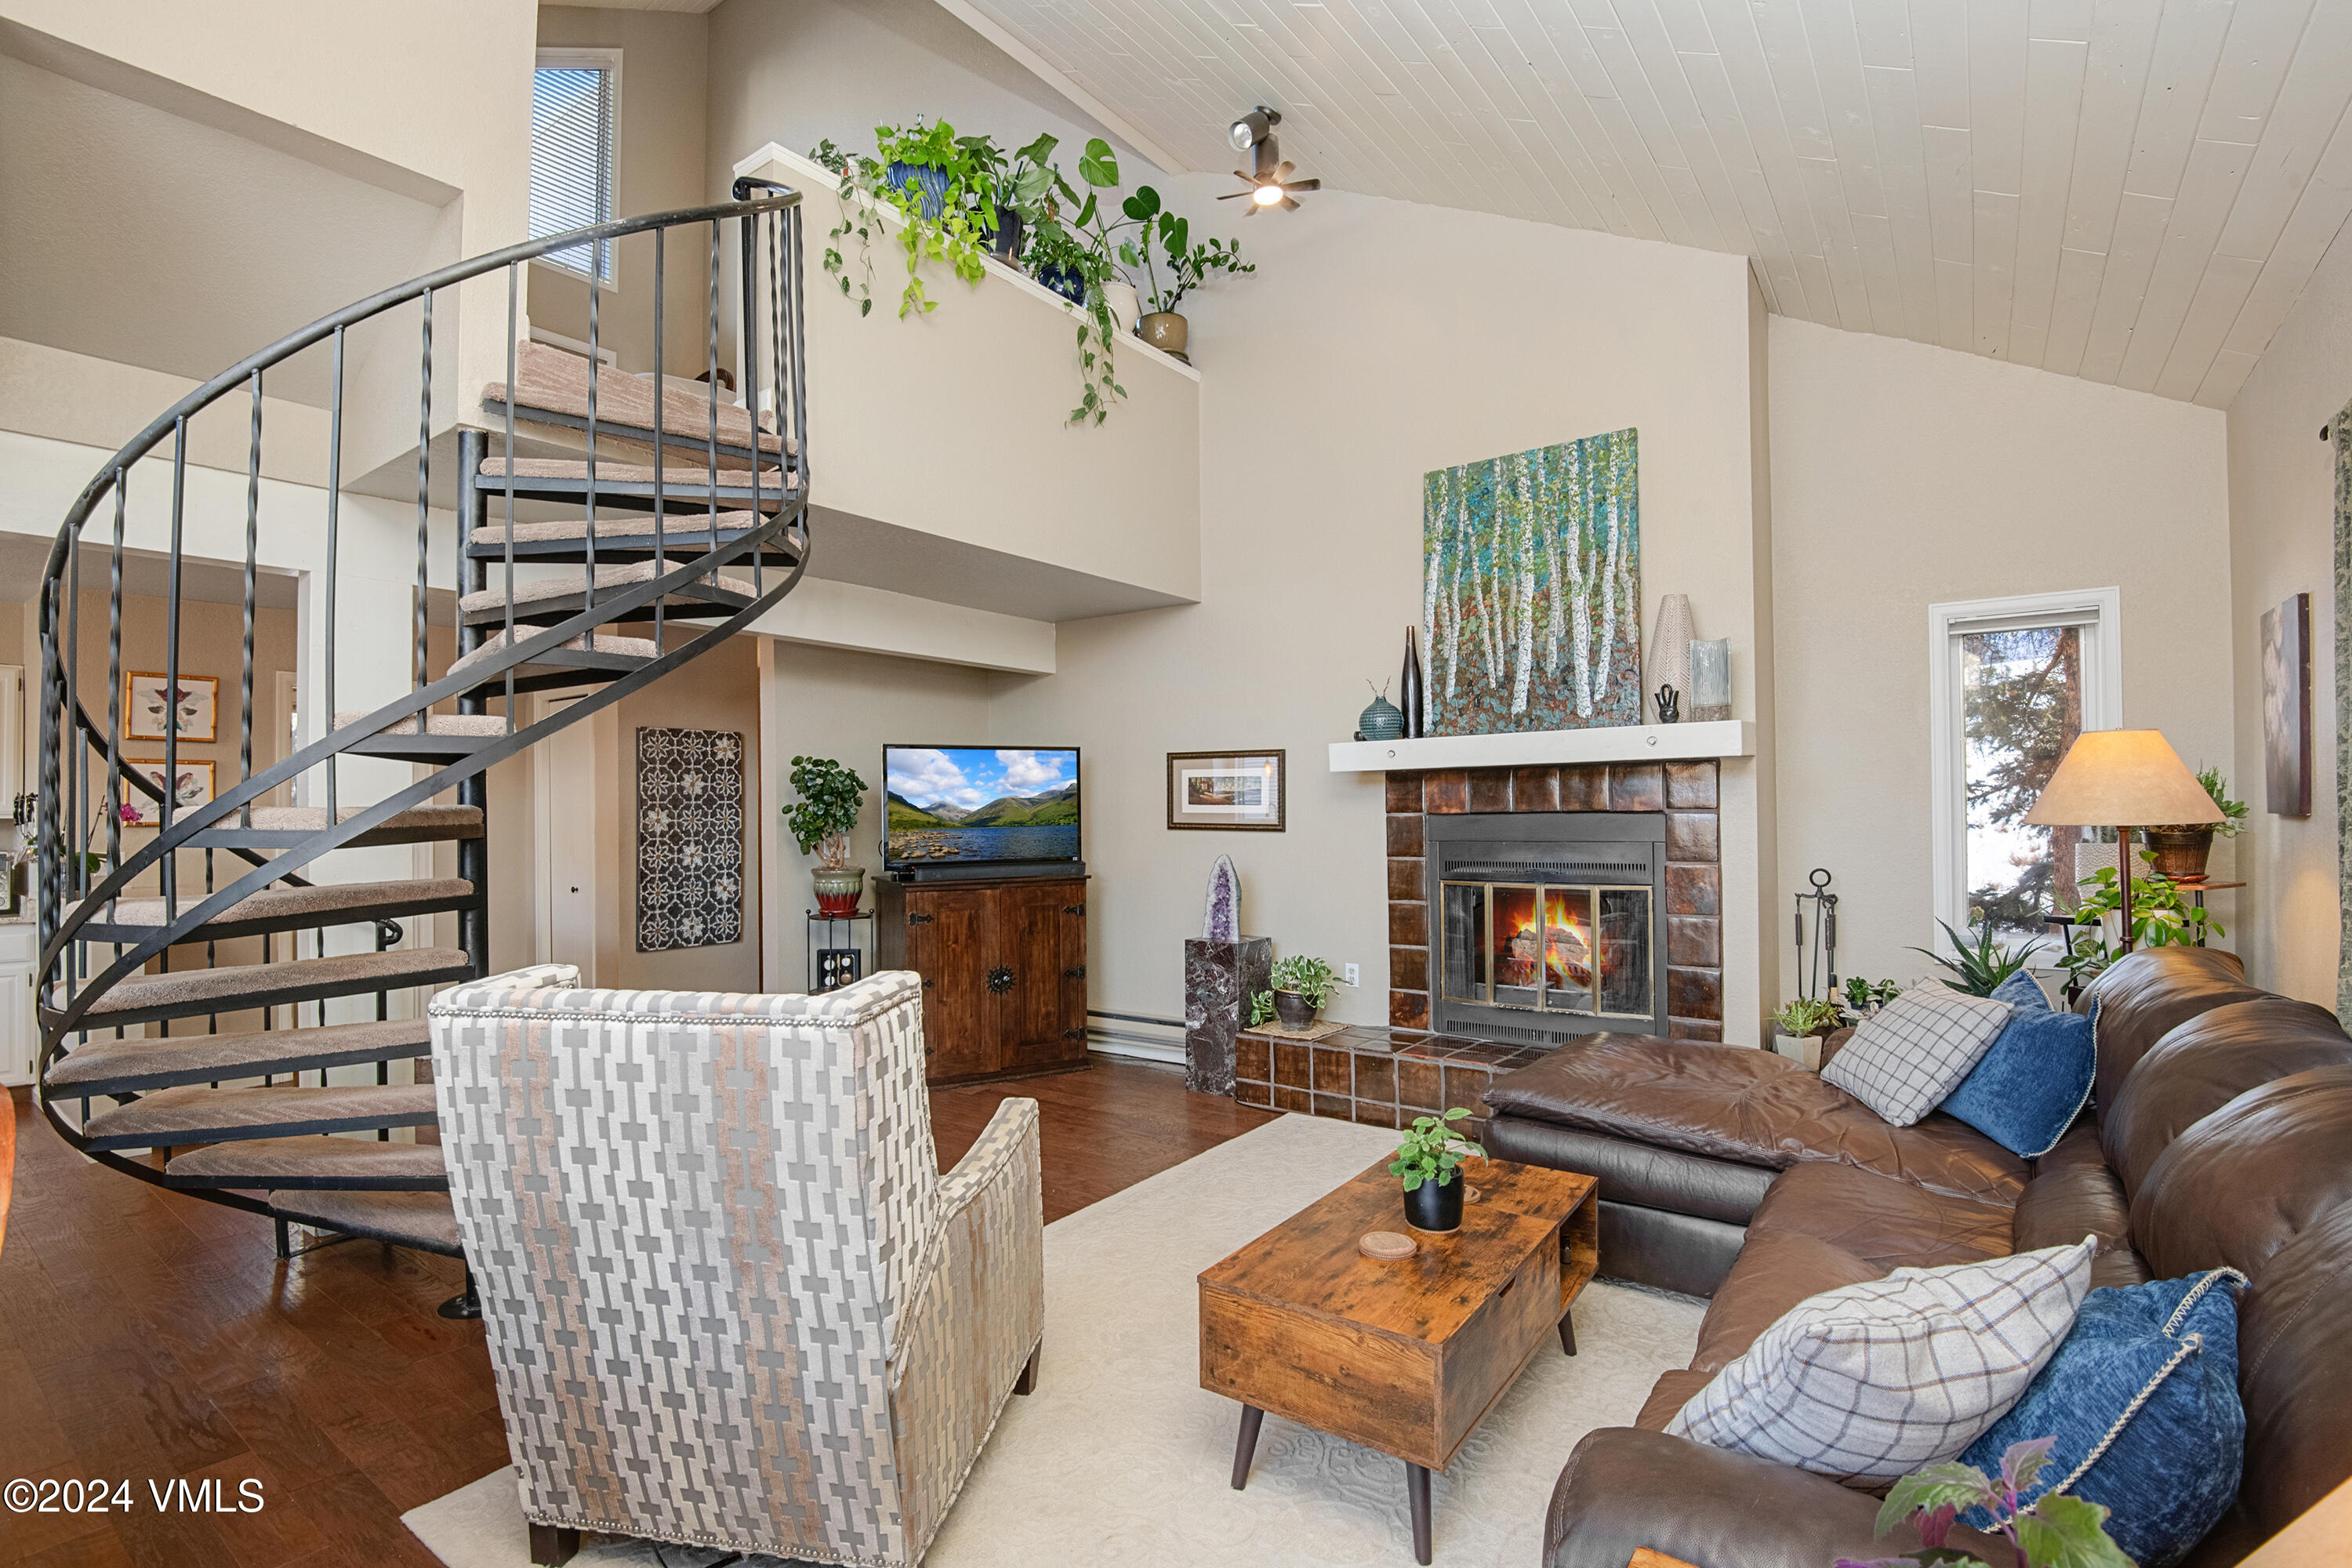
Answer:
[[1116, 184, 1254, 315], [1023, 136, 1131, 425], [816, 118, 1000, 320], [1836, 1438, 2131, 1568]]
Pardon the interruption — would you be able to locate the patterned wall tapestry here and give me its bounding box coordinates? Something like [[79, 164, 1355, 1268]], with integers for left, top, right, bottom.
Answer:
[[1422, 427, 1642, 735], [637, 727, 746, 953], [2335, 401, 2352, 1018]]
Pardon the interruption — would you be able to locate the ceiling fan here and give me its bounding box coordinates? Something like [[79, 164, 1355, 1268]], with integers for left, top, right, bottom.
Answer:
[[1220, 107, 1319, 214]]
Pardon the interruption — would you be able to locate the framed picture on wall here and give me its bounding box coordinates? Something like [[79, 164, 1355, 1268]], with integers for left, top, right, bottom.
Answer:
[[124, 672, 218, 743], [1167, 750, 1285, 831], [123, 757, 215, 819], [2262, 591, 2312, 817]]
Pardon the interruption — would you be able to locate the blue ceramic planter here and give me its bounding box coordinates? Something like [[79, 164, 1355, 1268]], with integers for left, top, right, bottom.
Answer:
[[885, 161, 949, 222], [1035, 263, 1087, 305]]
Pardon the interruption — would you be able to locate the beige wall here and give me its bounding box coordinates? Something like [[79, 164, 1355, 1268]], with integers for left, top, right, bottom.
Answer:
[[1768, 315, 2233, 998], [532, 6, 712, 379], [2227, 220, 2352, 1006], [985, 183, 1771, 1035]]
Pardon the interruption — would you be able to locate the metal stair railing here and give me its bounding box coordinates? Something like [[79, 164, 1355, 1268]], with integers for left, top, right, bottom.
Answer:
[[33, 180, 810, 1200]]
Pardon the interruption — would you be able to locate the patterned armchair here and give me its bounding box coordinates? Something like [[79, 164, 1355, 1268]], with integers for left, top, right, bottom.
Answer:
[[431, 966, 1044, 1567]]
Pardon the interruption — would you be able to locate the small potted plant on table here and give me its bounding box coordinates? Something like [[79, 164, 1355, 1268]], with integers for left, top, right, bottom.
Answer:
[[1391, 1108, 1486, 1233], [2143, 764, 2247, 881], [780, 754, 868, 916]]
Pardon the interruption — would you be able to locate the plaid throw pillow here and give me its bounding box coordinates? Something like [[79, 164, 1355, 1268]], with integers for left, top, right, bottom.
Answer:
[[1823, 982, 2013, 1126], [1666, 1237, 2096, 1484]]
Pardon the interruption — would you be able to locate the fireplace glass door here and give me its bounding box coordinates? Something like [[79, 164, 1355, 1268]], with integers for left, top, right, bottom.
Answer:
[[1439, 879, 1653, 1021]]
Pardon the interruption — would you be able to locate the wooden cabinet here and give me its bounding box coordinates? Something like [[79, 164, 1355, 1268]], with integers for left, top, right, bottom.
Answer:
[[875, 876, 1087, 1083]]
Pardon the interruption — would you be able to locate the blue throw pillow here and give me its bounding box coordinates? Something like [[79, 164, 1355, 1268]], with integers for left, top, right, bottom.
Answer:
[[1959, 1269, 2246, 1568], [1993, 968, 2053, 1012], [1938, 993, 2095, 1157]]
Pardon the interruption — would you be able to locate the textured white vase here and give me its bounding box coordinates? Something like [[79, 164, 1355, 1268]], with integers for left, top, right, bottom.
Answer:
[[1648, 593, 1694, 720], [1103, 280, 1141, 336]]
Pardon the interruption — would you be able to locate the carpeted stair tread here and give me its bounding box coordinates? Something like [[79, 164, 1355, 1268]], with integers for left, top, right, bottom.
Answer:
[[485, 340, 791, 453], [477, 457, 785, 488], [456, 561, 754, 614], [446, 629, 656, 682], [270, 1189, 459, 1253], [468, 510, 758, 548], [85, 877, 473, 929], [330, 710, 510, 737], [232, 804, 482, 840], [83, 1083, 436, 1143], [169, 1135, 447, 1188], [44, 1018, 431, 1092], [79, 946, 471, 1018]]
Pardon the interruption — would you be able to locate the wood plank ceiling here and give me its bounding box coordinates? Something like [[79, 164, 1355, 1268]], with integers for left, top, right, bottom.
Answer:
[[951, 0, 2352, 406]]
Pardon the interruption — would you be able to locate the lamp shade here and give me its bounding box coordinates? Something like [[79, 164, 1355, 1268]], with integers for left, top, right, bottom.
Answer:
[[2024, 730, 2225, 828]]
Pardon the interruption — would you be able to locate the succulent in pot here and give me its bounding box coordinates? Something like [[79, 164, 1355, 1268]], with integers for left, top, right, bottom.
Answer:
[[1772, 996, 1846, 1038], [1389, 1108, 1485, 1232], [779, 754, 869, 916]]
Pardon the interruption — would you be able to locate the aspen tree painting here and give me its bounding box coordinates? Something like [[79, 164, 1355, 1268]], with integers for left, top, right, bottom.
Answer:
[[1421, 428, 1642, 735]]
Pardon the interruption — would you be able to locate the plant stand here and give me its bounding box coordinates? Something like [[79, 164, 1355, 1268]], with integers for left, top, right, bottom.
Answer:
[[807, 908, 875, 994]]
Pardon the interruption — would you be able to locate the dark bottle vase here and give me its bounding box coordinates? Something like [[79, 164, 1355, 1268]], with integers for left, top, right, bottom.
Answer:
[[1403, 1175, 1463, 1232], [1402, 627, 1425, 739]]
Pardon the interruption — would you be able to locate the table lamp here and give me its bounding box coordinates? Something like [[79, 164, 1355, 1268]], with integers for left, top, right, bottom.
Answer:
[[2025, 729, 2222, 953]]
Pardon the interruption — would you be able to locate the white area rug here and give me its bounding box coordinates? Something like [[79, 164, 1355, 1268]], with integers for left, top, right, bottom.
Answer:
[[404, 1113, 1704, 1567]]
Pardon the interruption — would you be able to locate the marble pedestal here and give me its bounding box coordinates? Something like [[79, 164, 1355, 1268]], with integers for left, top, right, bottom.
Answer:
[[1184, 936, 1272, 1094]]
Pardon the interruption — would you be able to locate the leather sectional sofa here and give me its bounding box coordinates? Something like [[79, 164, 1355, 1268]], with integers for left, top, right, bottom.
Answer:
[[1479, 947, 2352, 1568]]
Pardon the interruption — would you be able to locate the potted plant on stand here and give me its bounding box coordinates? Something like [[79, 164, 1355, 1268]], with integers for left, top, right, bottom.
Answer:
[[2143, 764, 2248, 880], [780, 754, 869, 916], [1390, 1108, 1486, 1233], [1115, 185, 1254, 361]]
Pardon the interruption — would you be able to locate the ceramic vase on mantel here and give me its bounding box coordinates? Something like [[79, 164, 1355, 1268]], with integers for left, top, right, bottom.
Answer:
[[1648, 594, 1693, 724], [1690, 638, 1732, 723], [1401, 626, 1426, 739]]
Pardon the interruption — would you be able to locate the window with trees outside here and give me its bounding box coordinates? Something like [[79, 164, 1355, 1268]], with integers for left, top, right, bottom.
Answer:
[[1929, 590, 2121, 946]]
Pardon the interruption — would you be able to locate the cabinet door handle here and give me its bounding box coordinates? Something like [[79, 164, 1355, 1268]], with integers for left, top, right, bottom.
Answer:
[[907, 913, 935, 926], [1062, 903, 1085, 916], [1063, 966, 1086, 979], [1062, 1027, 1087, 1042], [986, 966, 1015, 995]]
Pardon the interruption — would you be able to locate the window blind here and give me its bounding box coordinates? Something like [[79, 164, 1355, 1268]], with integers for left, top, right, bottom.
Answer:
[[531, 64, 615, 281]]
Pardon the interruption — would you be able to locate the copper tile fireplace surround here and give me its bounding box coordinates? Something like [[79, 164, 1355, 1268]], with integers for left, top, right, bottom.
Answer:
[[1233, 761, 1723, 1131]]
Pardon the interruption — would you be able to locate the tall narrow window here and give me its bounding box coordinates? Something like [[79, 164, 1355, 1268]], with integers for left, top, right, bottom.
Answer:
[[530, 52, 619, 283], [1929, 590, 2122, 944]]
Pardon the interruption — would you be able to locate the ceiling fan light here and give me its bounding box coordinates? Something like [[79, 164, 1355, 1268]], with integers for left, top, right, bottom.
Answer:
[[1252, 183, 1283, 205]]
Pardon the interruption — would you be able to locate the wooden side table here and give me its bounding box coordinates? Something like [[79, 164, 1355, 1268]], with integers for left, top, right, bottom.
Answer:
[[1200, 1157, 1600, 1563]]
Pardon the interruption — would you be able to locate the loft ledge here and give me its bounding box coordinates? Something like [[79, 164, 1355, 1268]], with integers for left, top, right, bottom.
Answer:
[[1328, 720, 1754, 772]]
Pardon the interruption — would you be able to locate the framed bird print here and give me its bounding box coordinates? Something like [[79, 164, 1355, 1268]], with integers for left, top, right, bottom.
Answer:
[[124, 672, 218, 743], [124, 757, 215, 818]]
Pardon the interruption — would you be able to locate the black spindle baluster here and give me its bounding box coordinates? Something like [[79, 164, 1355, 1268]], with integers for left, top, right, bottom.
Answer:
[[653, 227, 666, 656], [739, 212, 762, 598], [164, 417, 187, 921], [503, 267, 517, 732], [706, 220, 720, 584], [241, 371, 260, 827], [416, 290, 434, 694], [325, 325, 344, 823], [65, 514, 81, 902], [586, 269, 600, 625], [105, 476, 123, 910]]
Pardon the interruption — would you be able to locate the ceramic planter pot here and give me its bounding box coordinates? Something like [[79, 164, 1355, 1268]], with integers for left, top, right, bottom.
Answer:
[[811, 866, 866, 916], [1403, 1177, 1463, 1233], [1140, 310, 1189, 355], [2144, 827, 2215, 880], [1102, 280, 1141, 336], [989, 205, 1024, 261], [884, 162, 948, 222], [1272, 989, 1318, 1031], [1036, 263, 1087, 305]]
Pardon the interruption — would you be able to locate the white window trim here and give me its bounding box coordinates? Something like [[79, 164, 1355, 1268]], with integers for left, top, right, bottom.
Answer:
[[1926, 587, 2123, 942], [532, 47, 623, 291]]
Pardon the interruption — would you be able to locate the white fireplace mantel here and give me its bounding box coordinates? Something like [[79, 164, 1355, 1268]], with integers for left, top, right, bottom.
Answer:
[[1328, 719, 1754, 772]]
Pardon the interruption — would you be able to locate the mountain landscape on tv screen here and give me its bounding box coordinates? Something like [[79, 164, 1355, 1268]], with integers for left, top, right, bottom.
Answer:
[[887, 782, 1078, 830], [884, 748, 1080, 864]]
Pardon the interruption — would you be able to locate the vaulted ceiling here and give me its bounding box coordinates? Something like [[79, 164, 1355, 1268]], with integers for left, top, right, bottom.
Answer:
[[945, 0, 2352, 407]]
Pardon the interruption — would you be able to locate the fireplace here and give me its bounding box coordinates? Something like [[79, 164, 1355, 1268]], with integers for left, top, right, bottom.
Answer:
[[1425, 814, 1667, 1044]]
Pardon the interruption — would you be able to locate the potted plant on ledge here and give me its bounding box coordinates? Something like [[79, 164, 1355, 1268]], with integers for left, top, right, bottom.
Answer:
[[1257, 953, 1339, 1030], [781, 754, 868, 916], [2143, 764, 2247, 880], [1116, 185, 1253, 361], [1391, 1108, 1486, 1233]]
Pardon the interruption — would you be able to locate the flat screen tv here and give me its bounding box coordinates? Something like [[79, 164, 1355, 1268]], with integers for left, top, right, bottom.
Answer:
[[883, 746, 1080, 869]]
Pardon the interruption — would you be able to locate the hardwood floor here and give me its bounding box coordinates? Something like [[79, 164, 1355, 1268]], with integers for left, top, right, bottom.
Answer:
[[0, 1059, 1275, 1566]]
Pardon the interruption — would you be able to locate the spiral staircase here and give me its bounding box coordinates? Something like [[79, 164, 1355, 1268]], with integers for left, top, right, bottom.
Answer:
[[31, 183, 808, 1297]]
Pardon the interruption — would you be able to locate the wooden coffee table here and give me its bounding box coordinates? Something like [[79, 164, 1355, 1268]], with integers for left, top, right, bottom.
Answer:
[[1199, 1156, 1600, 1563]]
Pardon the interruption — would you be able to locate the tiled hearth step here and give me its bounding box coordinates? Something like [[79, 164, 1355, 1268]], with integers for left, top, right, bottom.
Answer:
[[1233, 1023, 1548, 1135]]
